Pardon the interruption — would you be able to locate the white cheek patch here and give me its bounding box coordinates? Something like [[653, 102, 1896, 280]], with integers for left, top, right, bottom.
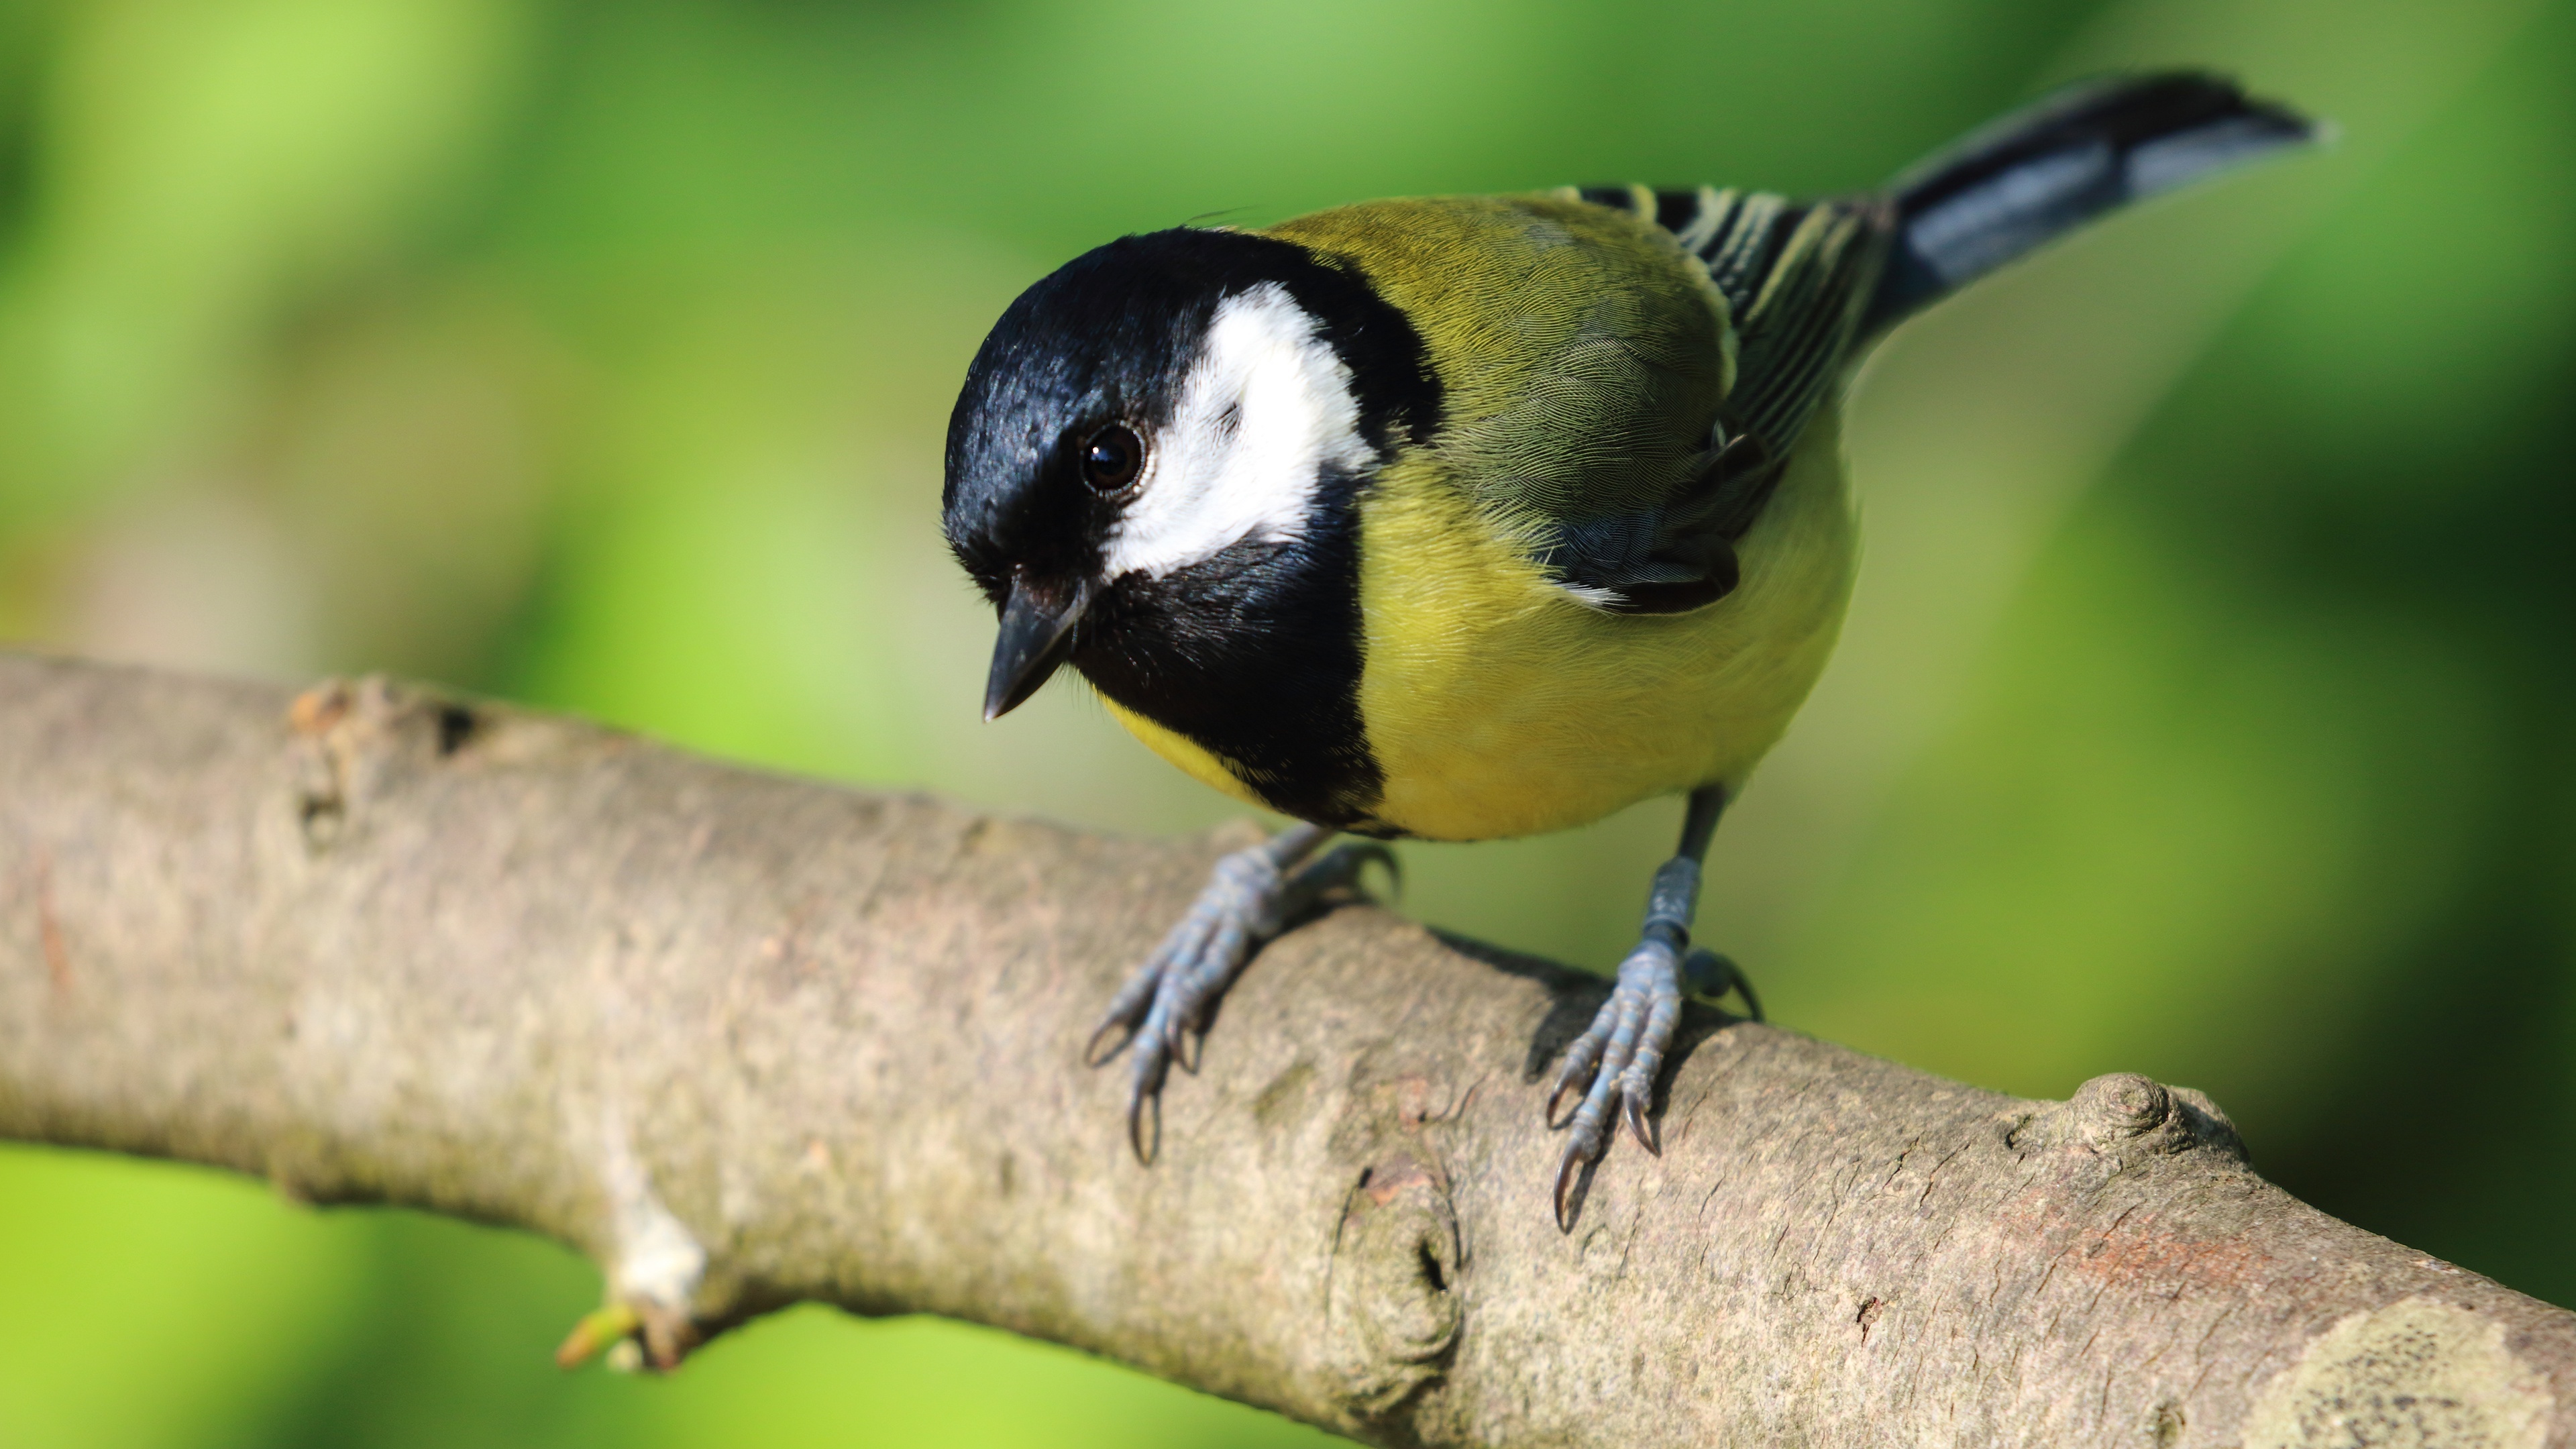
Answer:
[[1101, 282, 1373, 580]]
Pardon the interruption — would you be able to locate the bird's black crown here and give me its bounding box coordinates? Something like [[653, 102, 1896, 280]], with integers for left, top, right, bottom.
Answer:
[[942, 225, 1437, 600]]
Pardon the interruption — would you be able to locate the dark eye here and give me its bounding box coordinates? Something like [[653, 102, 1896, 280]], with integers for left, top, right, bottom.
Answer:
[[1081, 425, 1144, 492]]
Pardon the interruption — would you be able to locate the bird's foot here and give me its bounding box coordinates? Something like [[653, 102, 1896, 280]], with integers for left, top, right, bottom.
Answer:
[[1685, 945, 1762, 1026], [1549, 942, 1760, 1226], [1086, 825, 1387, 1160], [1548, 934, 1682, 1225]]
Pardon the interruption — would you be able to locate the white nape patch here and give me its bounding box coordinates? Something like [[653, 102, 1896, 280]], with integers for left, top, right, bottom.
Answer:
[[1101, 282, 1372, 580]]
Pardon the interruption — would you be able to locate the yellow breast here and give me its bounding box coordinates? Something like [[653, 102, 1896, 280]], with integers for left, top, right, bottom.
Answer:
[[1349, 407, 1858, 841]]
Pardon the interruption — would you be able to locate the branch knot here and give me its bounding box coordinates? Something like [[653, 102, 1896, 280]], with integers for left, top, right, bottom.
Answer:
[[1328, 1154, 1463, 1419], [2014, 1072, 2250, 1168]]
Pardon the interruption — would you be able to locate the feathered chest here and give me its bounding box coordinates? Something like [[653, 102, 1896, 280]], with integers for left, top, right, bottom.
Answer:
[[1080, 192, 1880, 838]]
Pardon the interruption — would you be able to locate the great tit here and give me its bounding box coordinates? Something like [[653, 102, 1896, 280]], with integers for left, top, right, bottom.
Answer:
[[943, 72, 2314, 1222]]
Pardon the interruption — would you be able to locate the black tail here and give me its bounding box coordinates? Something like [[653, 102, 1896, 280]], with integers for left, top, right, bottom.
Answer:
[[1862, 72, 2318, 336]]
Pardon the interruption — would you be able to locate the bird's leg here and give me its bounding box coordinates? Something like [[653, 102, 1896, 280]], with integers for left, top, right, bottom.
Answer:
[[1550, 786, 1752, 1226], [1086, 822, 1386, 1161]]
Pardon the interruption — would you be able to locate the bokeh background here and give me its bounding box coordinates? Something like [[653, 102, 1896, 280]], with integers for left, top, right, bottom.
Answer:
[[2, 0, 2571, 1444]]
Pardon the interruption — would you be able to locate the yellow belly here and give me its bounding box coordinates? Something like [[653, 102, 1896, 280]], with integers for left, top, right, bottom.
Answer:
[[1350, 407, 1858, 841], [1100, 410, 1858, 841]]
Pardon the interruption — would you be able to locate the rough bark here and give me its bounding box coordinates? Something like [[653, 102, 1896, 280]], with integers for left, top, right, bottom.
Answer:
[[0, 651, 2566, 1448]]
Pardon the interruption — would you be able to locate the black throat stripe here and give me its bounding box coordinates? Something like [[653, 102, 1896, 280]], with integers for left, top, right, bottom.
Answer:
[[1080, 487, 1382, 828]]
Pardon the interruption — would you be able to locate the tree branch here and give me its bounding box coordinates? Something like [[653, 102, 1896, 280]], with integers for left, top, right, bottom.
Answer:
[[1, 651, 2567, 1447]]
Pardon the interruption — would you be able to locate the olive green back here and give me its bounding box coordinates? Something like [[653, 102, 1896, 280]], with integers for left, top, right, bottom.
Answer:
[[1265, 195, 1733, 537]]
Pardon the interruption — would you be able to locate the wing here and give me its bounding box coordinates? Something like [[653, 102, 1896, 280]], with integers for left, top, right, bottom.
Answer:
[[1544, 184, 1890, 612], [1579, 185, 1890, 463], [1548, 74, 2312, 614], [1270, 190, 1880, 615], [1269, 194, 1737, 578]]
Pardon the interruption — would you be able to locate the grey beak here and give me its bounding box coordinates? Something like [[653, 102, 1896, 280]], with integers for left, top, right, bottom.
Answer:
[[983, 576, 1091, 721]]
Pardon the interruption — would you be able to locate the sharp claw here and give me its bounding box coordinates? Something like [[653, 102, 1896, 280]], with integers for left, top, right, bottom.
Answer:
[[1553, 1141, 1588, 1230], [1083, 1018, 1131, 1067], [1546, 1079, 1576, 1128], [1623, 1088, 1656, 1155], [1734, 966, 1765, 1023], [1362, 842, 1401, 897], [1336, 841, 1402, 899], [1546, 1051, 1593, 1126], [1128, 1062, 1169, 1160], [1683, 947, 1764, 1022], [1126, 1086, 1158, 1164], [1548, 1064, 1595, 1127]]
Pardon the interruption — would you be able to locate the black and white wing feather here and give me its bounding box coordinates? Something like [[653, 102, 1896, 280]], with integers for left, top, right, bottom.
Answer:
[[1559, 182, 1889, 611], [1554, 71, 2313, 614]]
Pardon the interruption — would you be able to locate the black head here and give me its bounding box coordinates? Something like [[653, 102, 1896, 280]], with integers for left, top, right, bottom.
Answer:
[[941, 226, 1438, 825]]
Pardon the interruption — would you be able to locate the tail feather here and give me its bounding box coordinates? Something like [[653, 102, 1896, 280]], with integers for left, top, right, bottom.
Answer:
[[1863, 72, 2318, 336]]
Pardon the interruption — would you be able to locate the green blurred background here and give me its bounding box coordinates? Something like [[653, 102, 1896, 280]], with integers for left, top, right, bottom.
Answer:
[[2, 0, 2570, 1443]]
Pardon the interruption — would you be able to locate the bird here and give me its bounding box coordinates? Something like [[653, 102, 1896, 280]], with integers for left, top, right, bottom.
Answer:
[[941, 72, 2316, 1224]]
